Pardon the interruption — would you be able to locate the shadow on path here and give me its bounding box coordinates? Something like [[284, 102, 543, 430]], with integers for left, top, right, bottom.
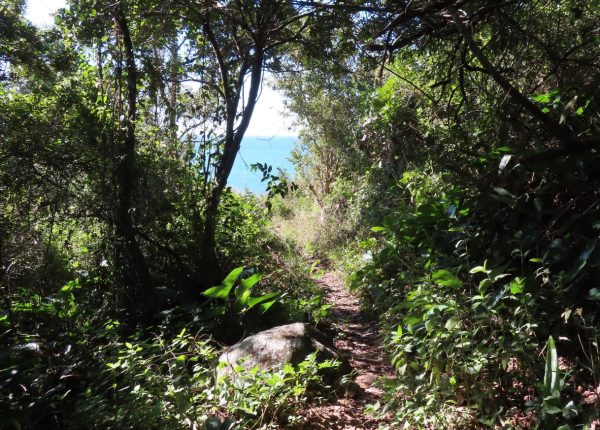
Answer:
[[294, 270, 395, 430]]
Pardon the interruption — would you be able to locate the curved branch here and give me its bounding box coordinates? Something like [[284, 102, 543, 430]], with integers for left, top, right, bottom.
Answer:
[[447, 5, 577, 147]]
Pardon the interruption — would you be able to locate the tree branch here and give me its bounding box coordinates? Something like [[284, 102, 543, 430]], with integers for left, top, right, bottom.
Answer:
[[447, 5, 577, 147]]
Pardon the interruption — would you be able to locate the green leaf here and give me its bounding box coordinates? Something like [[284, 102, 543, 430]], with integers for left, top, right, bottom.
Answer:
[[60, 279, 80, 293], [247, 292, 280, 309], [492, 187, 514, 198], [479, 278, 492, 294], [509, 278, 524, 294], [202, 266, 244, 299], [544, 336, 560, 397], [222, 266, 245, 288], [371, 226, 387, 232], [533, 93, 551, 103], [240, 273, 263, 290], [469, 265, 488, 274], [561, 400, 579, 419], [494, 146, 513, 154], [445, 317, 459, 331], [588, 288, 600, 301], [432, 270, 462, 289], [259, 300, 277, 314], [202, 284, 232, 299], [235, 273, 263, 302], [405, 314, 422, 325]]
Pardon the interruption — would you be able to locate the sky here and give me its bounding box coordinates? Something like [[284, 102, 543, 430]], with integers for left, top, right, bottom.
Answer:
[[24, 0, 297, 137]]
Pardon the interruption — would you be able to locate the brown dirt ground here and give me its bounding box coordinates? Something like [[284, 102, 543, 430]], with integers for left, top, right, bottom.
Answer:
[[292, 271, 395, 430]]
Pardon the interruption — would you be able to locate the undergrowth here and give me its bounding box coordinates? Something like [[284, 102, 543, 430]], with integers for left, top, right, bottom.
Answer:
[[350, 170, 600, 429], [1, 190, 333, 429]]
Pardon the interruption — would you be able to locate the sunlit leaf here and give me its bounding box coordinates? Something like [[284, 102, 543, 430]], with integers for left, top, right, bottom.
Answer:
[[202, 266, 244, 299], [432, 270, 462, 289], [247, 292, 280, 309]]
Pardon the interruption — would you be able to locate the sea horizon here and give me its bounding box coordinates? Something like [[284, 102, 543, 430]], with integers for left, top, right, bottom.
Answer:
[[228, 135, 298, 194]]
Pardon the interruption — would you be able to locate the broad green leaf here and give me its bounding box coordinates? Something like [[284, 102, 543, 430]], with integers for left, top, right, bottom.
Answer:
[[237, 289, 252, 307], [494, 146, 513, 154], [222, 266, 245, 288], [493, 273, 510, 282], [405, 314, 422, 325], [371, 226, 387, 232], [247, 292, 280, 309], [492, 187, 514, 198], [235, 273, 263, 301], [588, 288, 600, 301], [202, 266, 244, 299], [533, 93, 550, 103], [240, 273, 263, 289], [202, 284, 232, 299], [479, 278, 492, 294], [259, 300, 277, 314], [432, 270, 462, 289]]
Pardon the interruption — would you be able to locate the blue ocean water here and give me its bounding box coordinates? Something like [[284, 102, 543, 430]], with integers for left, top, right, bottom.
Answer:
[[228, 136, 297, 194]]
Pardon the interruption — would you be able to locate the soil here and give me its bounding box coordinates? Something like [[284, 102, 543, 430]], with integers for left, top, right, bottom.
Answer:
[[293, 270, 395, 430]]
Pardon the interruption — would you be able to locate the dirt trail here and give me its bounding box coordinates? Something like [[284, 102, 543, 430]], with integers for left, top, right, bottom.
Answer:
[[296, 270, 395, 429]]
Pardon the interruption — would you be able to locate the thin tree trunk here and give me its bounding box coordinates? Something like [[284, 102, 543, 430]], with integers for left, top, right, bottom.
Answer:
[[168, 41, 179, 140], [113, 5, 154, 324], [200, 50, 264, 287]]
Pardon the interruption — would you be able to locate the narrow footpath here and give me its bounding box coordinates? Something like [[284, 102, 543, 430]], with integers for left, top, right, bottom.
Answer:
[[297, 270, 395, 429]]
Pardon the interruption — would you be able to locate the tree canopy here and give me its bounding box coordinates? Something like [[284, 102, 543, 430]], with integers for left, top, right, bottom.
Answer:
[[1, 0, 599, 428]]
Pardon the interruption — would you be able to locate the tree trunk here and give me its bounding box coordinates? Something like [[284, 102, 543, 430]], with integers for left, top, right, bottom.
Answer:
[[113, 5, 154, 324], [200, 50, 264, 287]]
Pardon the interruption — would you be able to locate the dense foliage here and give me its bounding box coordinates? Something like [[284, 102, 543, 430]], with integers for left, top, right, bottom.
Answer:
[[2, 0, 600, 428], [1, 1, 333, 428], [276, 0, 600, 428]]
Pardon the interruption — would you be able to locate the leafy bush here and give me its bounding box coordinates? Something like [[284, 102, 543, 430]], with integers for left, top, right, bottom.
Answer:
[[352, 169, 600, 428], [71, 329, 338, 430], [215, 352, 340, 429], [1, 298, 337, 430]]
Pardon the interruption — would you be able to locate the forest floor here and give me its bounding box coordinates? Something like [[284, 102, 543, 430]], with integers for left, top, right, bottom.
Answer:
[[294, 269, 395, 429]]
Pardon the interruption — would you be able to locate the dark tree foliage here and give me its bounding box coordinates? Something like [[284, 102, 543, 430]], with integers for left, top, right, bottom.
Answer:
[[1, 0, 600, 428], [278, 0, 600, 427]]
